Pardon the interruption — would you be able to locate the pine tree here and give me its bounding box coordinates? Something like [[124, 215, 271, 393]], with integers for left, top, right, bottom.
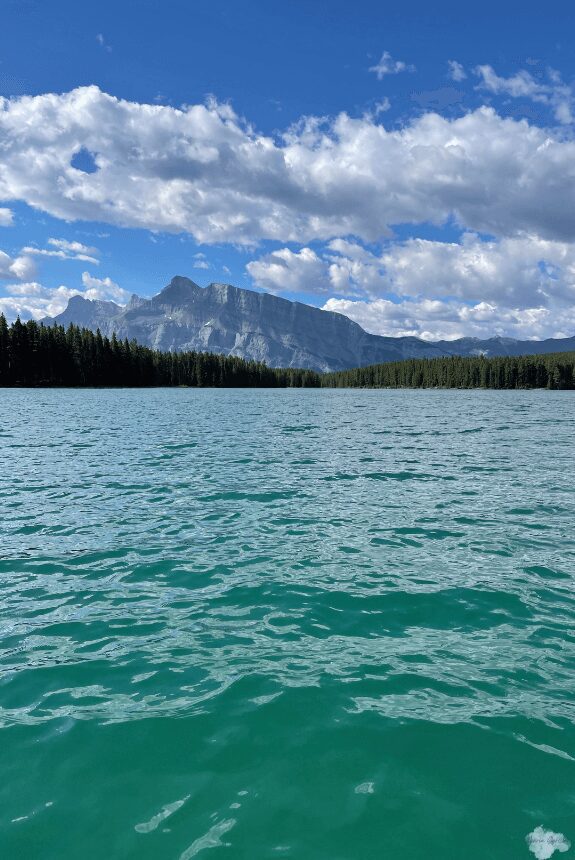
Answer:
[[0, 313, 9, 385]]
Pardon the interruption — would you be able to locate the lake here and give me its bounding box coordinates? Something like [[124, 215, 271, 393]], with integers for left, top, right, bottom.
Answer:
[[0, 388, 574, 859]]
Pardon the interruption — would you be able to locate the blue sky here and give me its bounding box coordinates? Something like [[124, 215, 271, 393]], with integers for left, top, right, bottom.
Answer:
[[1, 0, 575, 340]]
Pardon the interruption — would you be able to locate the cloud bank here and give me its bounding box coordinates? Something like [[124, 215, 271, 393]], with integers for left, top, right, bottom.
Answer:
[[249, 234, 575, 340], [1, 86, 575, 246]]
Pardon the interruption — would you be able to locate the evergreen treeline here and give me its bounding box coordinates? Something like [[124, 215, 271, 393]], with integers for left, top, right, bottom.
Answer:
[[322, 352, 575, 389], [1, 314, 574, 389], [0, 316, 319, 388]]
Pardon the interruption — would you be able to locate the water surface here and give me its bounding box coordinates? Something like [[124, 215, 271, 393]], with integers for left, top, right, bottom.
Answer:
[[1, 389, 574, 858]]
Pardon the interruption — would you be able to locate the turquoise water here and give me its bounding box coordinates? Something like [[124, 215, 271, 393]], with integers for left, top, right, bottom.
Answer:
[[1, 388, 574, 859]]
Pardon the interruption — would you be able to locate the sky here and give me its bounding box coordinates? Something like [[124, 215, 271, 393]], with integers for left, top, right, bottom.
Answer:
[[1, 0, 575, 340]]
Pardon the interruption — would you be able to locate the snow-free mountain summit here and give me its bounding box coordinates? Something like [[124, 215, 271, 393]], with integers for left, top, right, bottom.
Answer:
[[44, 276, 575, 372]]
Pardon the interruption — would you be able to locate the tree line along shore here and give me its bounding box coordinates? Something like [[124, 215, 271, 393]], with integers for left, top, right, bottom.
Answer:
[[1, 315, 574, 390]]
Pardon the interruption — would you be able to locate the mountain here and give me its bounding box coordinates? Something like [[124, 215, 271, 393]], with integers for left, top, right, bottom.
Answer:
[[431, 334, 575, 358], [42, 276, 575, 372]]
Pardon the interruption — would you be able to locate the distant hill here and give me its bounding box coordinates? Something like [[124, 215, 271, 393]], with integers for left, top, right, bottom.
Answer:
[[42, 276, 575, 372]]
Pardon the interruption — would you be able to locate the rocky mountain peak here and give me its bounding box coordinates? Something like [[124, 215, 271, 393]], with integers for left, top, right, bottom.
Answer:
[[155, 276, 200, 304]]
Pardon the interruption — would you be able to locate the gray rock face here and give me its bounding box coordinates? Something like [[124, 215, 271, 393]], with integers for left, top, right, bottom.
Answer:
[[49, 294, 120, 330], [42, 276, 575, 371]]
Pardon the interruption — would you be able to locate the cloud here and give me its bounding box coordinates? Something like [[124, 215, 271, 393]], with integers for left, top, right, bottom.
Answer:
[[2, 86, 575, 249], [192, 252, 211, 269], [22, 237, 99, 264], [375, 234, 575, 307], [370, 98, 391, 117], [247, 247, 331, 293], [0, 272, 129, 321], [476, 64, 546, 99], [250, 234, 575, 305], [369, 51, 415, 79], [248, 233, 575, 339], [0, 250, 36, 280], [475, 64, 573, 124], [80, 271, 129, 303], [49, 238, 98, 256], [96, 33, 112, 53], [0, 207, 14, 226], [246, 241, 380, 297], [447, 60, 466, 82], [0, 283, 83, 320], [0, 239, 108, 320], [322, 295, 575, 341]]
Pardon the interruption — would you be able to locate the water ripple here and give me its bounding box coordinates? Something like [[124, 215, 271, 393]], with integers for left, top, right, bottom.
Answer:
[[0, 389, 574, 859]]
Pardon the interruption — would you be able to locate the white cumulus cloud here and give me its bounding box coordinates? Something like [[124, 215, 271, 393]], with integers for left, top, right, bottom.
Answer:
[[0, 283, 81, 320], [247, 247, 332, 294], [0, 272, 128, 322], [22, 238, 99, 264], [80, 271, 130, 303], [250, 234, 575, 306], [322, 295, 575, 341], [248, 233, 575, 339], [2, 86, 575, 246], [0, 250, 36, 281]]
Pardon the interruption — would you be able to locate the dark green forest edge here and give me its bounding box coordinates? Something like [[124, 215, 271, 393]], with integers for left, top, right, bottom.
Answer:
[[1, 315, 575, 389]]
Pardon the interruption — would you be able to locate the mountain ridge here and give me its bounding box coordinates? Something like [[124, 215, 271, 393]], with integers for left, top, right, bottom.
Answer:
[[42, 276, 575, 372]]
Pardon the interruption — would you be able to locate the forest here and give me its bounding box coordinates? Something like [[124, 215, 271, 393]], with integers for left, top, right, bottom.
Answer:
[[1, 315, 574, 389], [0, 316, 319, 388], [322, 351, 575, 389]]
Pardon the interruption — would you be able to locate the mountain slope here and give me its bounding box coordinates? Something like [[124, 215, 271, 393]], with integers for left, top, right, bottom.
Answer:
[[42, 276, 575, 372]]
